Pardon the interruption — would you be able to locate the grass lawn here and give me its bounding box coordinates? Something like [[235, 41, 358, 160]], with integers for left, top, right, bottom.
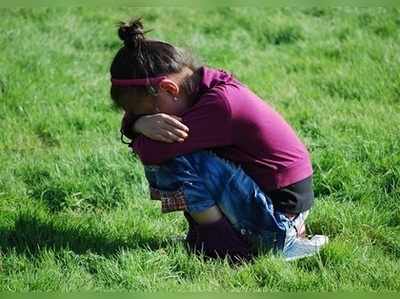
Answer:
[[0, 7, 399, 291]]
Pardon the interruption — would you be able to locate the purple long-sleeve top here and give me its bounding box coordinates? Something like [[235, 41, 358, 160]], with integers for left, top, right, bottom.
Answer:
[[130, 66, 313, 192]]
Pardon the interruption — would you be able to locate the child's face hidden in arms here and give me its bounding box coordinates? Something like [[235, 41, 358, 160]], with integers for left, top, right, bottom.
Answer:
[[120, 67, 194, 117]]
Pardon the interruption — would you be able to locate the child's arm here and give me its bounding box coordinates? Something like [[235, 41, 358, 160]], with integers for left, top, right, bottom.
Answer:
[[121, 112, 189, 143], [120, 112, 142, 141], [134, 113, 189, 143], [131, 92, 232, 165]]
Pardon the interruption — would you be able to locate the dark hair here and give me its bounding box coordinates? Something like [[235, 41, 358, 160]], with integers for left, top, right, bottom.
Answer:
[[110, 17, 202, 108]]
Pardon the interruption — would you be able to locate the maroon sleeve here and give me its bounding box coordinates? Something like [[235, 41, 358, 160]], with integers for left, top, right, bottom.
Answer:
[[131, 92, 232, 165], [120, 112, 142, 141]]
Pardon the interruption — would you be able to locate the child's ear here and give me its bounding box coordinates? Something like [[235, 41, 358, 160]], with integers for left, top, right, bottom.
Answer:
[[159, 79, 180, 96]]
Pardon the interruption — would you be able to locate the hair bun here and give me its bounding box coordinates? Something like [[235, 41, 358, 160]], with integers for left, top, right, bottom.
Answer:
[[118, 17, 149, 48]]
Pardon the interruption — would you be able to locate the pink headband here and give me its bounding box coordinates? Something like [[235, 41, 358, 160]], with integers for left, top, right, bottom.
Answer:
[[111, 76, 167, 87]]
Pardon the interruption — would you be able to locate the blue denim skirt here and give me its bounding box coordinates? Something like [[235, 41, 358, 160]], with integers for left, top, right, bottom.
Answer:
[[144, 150, 302, 255]]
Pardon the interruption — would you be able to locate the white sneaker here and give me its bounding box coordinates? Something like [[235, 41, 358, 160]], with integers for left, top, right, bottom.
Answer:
[[283, 234, 329, 261]]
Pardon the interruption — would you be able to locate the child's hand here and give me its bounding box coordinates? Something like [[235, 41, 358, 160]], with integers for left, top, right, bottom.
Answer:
[[134, 113, 189, 143]]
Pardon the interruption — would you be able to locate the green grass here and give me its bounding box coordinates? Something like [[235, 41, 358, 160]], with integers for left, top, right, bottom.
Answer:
[[0, 7, 400, 291]]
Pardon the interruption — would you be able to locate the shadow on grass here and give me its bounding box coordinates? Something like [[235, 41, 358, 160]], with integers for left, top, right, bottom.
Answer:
[[0, 212, 174, 257]]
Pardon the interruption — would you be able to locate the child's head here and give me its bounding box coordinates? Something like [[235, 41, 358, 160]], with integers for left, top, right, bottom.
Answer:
[[110, 18, 201, 115]]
